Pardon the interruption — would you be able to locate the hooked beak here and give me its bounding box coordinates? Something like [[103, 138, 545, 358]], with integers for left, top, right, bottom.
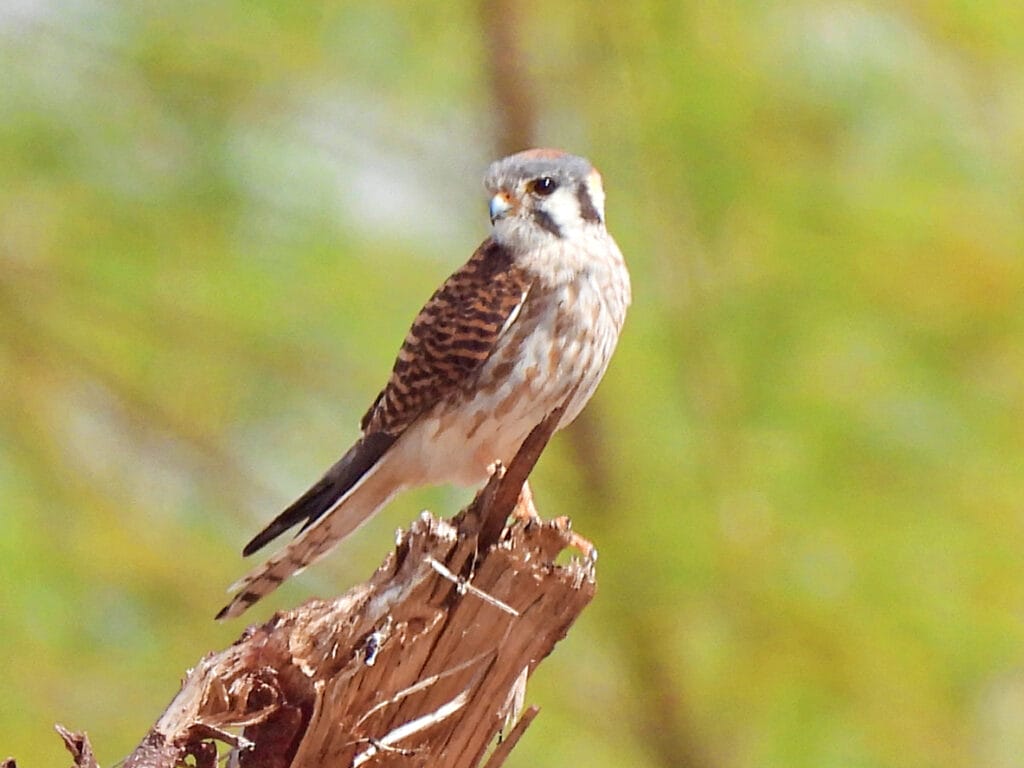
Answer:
[[489, 192, 513, 224]]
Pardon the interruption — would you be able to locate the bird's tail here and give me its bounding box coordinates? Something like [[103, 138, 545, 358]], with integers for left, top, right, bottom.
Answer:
[[241, 432, 396, 557], [216, 438, 402, 621]]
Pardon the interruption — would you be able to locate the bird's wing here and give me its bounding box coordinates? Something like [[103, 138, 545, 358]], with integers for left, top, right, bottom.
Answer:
[[359, 237, 532, 437], [217, 239, 532, 620], [237, 237, 531, 558], [239, 431, 397, 556]]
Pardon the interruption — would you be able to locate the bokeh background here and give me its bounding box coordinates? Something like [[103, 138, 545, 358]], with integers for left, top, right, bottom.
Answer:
[[2, 1, 1023, 766]]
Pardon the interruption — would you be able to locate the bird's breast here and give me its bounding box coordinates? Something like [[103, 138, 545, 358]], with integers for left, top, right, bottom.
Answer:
[[412, 256, 628, 487]]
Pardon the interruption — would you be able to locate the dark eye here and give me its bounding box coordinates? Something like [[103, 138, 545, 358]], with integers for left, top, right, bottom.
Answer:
[[529, 176, 558, 196]]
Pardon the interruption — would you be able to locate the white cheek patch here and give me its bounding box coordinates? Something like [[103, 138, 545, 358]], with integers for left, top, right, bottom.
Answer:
[[585, 171, 606, 222], [540, 186, 585, 235]]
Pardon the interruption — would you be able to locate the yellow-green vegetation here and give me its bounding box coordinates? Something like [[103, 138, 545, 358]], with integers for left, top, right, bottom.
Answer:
[[1, 3, 1022, 767]]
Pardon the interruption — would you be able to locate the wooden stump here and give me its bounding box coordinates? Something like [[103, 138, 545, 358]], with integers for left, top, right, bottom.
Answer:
[[48, 409, 596, 768]]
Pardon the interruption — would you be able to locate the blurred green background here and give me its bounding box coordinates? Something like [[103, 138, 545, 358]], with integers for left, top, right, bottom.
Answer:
[[2, 1, 1023, 766]]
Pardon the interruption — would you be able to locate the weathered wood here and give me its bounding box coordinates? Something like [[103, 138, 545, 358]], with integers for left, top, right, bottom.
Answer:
[[54, 407, 595, 768]]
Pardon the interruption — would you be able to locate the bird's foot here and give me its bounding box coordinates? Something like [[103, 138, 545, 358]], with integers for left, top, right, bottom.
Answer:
[[550, 516, 597, 564]]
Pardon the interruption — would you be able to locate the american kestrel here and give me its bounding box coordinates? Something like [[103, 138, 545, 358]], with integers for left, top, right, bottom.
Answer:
[[217, 149, 631, 620]]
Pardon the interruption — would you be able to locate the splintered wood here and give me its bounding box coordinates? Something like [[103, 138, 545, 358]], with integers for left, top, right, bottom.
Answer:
[[53, 411, 596, 768]]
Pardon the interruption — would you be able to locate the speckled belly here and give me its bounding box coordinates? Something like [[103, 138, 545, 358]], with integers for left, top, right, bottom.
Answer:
[[410, 270, 624, 487]]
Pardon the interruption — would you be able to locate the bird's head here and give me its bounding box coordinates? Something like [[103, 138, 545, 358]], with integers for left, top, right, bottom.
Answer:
[[484, 149, 606, 252]]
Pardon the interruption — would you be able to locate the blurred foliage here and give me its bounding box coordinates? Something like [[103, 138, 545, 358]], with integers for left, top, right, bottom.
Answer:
[[2, 2, 1023, 767]]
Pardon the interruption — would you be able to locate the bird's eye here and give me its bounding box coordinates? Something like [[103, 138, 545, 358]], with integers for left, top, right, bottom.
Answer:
[[529, 177, 558, 197]]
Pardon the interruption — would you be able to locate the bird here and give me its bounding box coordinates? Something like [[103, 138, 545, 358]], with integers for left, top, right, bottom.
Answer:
[[217, 148, 631, 620]]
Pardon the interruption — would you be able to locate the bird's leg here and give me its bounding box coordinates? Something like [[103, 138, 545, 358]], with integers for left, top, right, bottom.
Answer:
[[512, 479, 540, 524]]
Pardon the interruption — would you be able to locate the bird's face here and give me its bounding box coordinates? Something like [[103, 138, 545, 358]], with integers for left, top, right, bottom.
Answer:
[[484, 149, 607, 253]]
